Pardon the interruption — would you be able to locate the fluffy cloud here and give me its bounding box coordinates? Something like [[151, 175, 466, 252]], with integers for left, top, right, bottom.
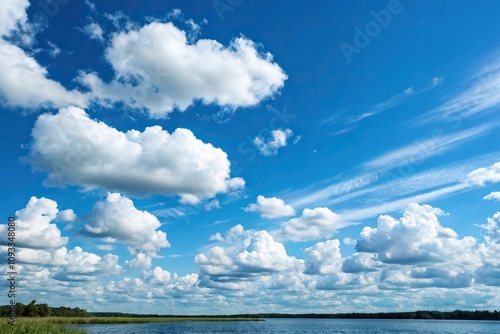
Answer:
[[0, 0, 29, 37], [244, 195, 295, 218], [0, 197, 68, 249], [0, 40, 88, 109], [341, 253, 380, 273], [304, 240, 342, 275], [484, 191, 500, 201], [27, 107, 244, 201], [80, 22, 287, 118], [0, 2, 87, 109], [466, 162, 500, 186], [55, 209, 77, 222], [84, 193, 170, 268], [478, 212, 500, 242], [53, 247, 121, 281], [254, 128, 293, 156], [280, 207, 347, 242], [195, 225, 302, 283], [355, 203, 477, 265]]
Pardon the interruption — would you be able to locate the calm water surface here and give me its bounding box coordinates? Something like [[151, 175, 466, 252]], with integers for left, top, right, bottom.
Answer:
[[70, 318, 500, 334]]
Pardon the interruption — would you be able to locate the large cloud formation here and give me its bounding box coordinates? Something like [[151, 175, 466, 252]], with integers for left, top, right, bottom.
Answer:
[[355, 203, 477, 265], [0, 196, 121, 282], [195, 225, 302, 288], [80, 21, 287, 118], [27, 107, 244, 202]]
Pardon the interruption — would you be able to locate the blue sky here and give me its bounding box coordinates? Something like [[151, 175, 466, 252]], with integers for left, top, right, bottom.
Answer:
[[1, 0, 500, 314]]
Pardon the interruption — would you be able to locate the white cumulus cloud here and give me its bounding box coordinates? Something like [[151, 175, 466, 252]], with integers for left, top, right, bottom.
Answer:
[[0, 2, 87, 109], [80, 21, 287, 118], [280, 207, 347, 242], [195, 225, 302, 283], [0, 197, 68, 249], [27, 106, 244, 201], [467, 162, 500, 186], [84, 193, 170, 268], [245, 195, 295, 218], [355, 203, 478, 265], [484, 191, 500, 201]]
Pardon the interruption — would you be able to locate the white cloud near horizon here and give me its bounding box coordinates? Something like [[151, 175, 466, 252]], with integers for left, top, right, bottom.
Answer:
[[195, 225, 302, 283], [80, 21, 287, 118], [27, 106, 244, 201]]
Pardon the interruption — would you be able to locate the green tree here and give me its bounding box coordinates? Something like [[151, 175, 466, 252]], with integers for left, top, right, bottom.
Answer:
[[38, 303, 51, 317], [15, 302, 25, 316], [23, 300, 39, 317]]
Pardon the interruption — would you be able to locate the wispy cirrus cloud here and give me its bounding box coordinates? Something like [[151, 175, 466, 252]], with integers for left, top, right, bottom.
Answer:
[[322, 77, 443, 131], [415, 57, 500, 125], [362, 123, 496, 170]]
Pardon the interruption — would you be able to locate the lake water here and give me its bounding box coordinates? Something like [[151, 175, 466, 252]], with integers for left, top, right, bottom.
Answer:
[[69, 318, 500, 334]]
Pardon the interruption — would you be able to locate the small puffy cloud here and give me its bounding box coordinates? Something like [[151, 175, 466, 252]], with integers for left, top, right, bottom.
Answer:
[[204, 199, 220, 211], [280, 207, 347, 242], [355, 203, 477, 265], [55, 209, 77, 222], [466, 162, 500, 186], [0, 197, 68, 249], [254, 128, 293, 156], [195, 225, 302, 281], [126, 252, 153, 269], [484, 191, 500, 201], [142, 266, 172, 284], [27, 107, 244, 200], [83, 22, 104, 41], [304, 239, 342, 275], [84, 193, 170, 268], [47, 41, 61, 57], [80, 21, 287, 118], [244, 195, 295, 218]]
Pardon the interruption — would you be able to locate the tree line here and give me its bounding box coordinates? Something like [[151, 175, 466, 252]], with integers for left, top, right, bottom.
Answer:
[[0, 300, 88, 317], [246, 310, 500, 321], [1, 301, 499, 321]]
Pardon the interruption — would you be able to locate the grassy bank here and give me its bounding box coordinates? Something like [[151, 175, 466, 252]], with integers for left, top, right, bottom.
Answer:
[[0, 316, 262, 333], [0, 317, 86, 334]]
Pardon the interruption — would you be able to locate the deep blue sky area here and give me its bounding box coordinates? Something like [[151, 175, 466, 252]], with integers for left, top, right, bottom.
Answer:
[[0, 0, 499, 315]]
